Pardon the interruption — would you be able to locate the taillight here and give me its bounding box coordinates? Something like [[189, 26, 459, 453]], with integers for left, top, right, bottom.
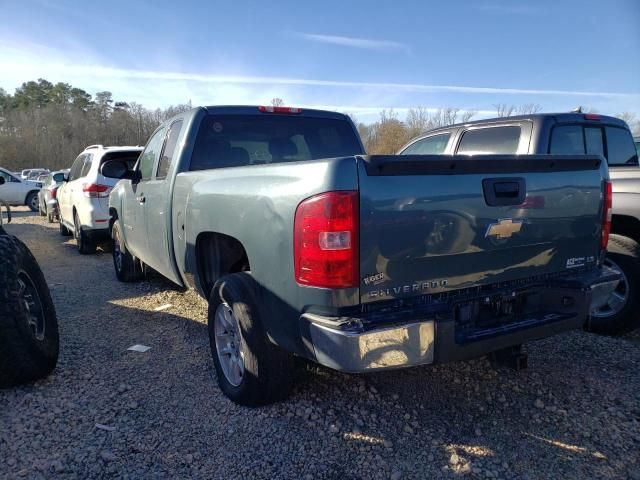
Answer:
[[601, 180, 612, 250], [51, 187, 58, 199], [258, 106, 302, 114], [294, 191, 359, 288], [584, 113, 601, 121], [82, 183, 110, 198]]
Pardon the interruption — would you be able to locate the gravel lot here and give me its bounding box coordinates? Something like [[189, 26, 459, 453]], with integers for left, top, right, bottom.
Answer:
[[1, 208, 639, 480]]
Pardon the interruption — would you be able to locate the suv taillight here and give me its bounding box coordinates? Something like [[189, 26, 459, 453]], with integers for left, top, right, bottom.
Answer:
[[51, 187, 58, 199], [82, 183, 110, 198], [601, 180, 612, 250], [294, 191, 359, 288]]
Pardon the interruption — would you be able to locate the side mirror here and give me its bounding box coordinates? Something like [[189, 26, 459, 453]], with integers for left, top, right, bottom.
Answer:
[[100, 160, 137, 181], [0, 177, 5, 185]]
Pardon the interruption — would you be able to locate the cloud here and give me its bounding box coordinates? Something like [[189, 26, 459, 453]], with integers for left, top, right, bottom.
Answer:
[[1, 60, 637, 100], [292, 32, 411, 54]]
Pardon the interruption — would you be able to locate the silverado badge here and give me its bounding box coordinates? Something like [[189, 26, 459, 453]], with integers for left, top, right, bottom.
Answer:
[[485, 219, 523, 239]]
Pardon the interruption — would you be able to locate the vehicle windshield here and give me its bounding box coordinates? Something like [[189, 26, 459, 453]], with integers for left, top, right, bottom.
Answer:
[[190, 114, 363, 171]]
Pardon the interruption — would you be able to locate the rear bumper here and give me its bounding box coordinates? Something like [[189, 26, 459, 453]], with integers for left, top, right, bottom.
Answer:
[[301, 267, 620, 373]]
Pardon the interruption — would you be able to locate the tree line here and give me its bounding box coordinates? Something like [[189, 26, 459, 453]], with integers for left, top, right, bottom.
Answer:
[[0, 79, 191, 171], [0, 79, 638, 171]]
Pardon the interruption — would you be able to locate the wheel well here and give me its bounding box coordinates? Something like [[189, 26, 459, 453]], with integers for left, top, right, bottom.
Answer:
[[109, 208, 118, 231], [611, 214, 640, 243], [196, 232, 250, 298]]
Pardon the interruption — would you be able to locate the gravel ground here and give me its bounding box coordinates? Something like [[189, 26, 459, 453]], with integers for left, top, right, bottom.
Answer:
[[1, 208, 639, 480]]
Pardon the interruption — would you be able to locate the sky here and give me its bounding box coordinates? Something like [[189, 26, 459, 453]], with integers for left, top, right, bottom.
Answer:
[[0, 0, 639, 122]]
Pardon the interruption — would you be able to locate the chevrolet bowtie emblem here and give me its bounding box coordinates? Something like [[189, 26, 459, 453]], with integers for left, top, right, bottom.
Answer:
[[486, 219, 523, 239]]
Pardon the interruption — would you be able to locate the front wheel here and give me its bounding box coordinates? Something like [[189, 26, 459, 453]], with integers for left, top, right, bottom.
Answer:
[[111, 220, 143, 282], [589, 234, 640, 334], [208, 272, 293, 406], [0, 234, 59, 387], [26, 192, 39, 212]]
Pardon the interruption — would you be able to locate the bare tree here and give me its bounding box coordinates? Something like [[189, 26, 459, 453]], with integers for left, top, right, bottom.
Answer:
[[516, 103, 542, 115], [493, 104, 516, 117]]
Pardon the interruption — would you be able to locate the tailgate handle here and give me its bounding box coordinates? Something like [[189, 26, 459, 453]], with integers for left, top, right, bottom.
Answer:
[[483, 178, 526, 206]]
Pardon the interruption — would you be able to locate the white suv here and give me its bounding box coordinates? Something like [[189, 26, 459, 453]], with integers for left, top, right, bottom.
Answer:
[[58, 145, 142, 253]]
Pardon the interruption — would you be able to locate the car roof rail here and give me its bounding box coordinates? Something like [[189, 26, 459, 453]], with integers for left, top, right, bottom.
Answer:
[[85, 144, 103, 150]]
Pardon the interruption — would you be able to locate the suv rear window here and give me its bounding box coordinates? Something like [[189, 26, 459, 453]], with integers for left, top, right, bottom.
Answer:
[[190, 114, 363, 171], [456, 126, 521, 154], [100, 151, 141, 170]]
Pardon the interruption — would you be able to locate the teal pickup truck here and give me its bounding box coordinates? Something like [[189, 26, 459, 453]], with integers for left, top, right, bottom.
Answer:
[[102, 106, 619, 406]]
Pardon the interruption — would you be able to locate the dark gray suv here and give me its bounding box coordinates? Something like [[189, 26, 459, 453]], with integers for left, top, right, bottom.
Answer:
[[400, 113, 639, 334]]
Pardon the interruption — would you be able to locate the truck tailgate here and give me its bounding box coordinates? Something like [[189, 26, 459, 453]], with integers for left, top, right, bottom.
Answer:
[[358, 155, 605, 303]]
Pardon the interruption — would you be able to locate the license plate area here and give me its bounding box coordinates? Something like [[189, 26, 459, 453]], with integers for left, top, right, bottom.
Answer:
[[454, 289, 542, 344]]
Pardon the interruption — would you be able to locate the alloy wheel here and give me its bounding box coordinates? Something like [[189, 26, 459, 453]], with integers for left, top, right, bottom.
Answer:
[[214, 302, 245, 387]]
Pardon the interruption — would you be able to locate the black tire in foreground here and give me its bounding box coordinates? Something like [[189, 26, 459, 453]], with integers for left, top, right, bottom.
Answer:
[[74, 212, 96, 255], [208, 272, 293, 406], [111, 220, 143, 282], [589, 234, 640, 334], [0, 233, 59, 387]]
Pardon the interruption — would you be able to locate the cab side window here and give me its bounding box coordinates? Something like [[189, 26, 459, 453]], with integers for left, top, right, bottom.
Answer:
[[156, 120, 183, 179], [457, 126, 521, 154], [138, 128, 166, 181], [402, 133, 451, 155]]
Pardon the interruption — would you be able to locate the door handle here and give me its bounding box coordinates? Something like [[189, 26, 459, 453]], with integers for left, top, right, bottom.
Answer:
[[137, 195, 146, 204]]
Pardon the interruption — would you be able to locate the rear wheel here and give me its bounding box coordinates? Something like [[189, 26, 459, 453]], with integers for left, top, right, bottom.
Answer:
[[589, 234, 640, 334], [74, 212, 96, 254], [208, 272, 293, 406], [26, 192, 39, 212], [0, 234, 59, 387], [111, 220, 143, 282]]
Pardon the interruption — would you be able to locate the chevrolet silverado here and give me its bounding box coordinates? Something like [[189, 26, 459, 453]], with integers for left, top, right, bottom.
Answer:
[[101, 106, 618, 405]]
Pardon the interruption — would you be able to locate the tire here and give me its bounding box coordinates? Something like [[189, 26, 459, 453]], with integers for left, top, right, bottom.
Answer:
[[208, 272, 293, 406], [74, 212, 96, 254], [59, 219, 72, 236], [588, 234, 640, 334], [0, 234, 59, 387], [111, 220, 143, 282], [26, 192, 39, 212]]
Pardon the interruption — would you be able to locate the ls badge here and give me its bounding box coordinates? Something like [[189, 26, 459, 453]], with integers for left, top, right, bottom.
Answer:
[[485, 218, 523, 239]]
